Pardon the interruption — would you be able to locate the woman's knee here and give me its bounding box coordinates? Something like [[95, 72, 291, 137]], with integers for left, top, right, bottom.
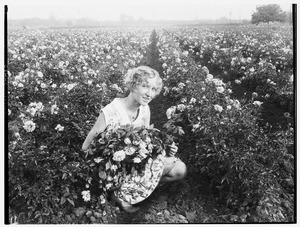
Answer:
[[174, 161, 187, 180]]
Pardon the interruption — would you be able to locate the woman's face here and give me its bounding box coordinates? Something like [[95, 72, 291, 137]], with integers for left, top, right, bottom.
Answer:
[[131, 77, 158, 106]]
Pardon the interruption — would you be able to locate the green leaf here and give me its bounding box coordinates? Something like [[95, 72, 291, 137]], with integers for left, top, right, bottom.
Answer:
[[99, 171, 107, 180], [62, 173, 67, 179], [60, 197, 66, 205], [34, 212, 41, 219], [105, 161, 112, 170], [103, 148, 110, 155], [67, 198, 75, 206]]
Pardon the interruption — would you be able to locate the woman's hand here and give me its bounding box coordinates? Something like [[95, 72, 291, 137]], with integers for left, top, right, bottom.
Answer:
[[168, 142, 178, 157]]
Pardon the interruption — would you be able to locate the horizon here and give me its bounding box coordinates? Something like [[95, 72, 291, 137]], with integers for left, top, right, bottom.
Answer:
[[6, 3, 292, 21]]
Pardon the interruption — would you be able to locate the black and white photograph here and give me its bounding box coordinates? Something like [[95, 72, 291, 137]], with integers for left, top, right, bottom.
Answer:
[[4, 0, 296, 224]]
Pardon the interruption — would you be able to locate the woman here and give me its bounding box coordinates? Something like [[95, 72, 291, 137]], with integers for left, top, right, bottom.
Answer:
[[82, 66, 187, 212]]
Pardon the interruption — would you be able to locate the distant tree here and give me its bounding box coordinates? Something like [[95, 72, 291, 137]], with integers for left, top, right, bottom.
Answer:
[[285, 11, 293, 24], [251, 4, 286, 24]]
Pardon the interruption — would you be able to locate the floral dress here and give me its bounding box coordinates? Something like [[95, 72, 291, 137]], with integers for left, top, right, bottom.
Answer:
[[101, 98, 165, 205]]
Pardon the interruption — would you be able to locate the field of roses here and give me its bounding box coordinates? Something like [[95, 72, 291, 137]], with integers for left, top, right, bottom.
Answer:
[[7, 23, 294, 224]]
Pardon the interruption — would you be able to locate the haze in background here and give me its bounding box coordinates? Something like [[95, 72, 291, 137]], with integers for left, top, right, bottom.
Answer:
[[7, 2, 292, 21]]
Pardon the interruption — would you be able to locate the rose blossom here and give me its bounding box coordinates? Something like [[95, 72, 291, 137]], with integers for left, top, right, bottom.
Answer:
[[125, 146, 136, 155], [214, 104, 223, 112], [216, 87, 225, 93], [190, 98, 196, 104], [177, 104, 186, 112], [253, 101, 263, 107], [23, 120, 36, 132], [55, 124, 64, 131], [81, 190, 91, 202], [124, 137, 131, 145], [113, 150, 126, 162], [133, 157, 142, 163], [166, 106, 176, 119]]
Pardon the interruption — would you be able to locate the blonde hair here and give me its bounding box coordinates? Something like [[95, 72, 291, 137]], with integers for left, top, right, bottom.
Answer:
[[124, 66, 163, 96]]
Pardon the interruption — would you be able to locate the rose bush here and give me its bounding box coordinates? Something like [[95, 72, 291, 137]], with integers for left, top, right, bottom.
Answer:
[[8, 27, 152, 224], [157, 27, 294, 222], [170, 24, 293, 130], [8, 24, 294, 224]]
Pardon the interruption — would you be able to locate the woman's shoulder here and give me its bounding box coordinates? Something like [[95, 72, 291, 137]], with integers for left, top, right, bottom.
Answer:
[[101, 98, 122, 127], [101, 98, 118, 114], [102, 98, 118, 108]]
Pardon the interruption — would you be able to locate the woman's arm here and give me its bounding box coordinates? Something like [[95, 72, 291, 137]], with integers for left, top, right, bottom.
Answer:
[[82, 112, 107, 151]]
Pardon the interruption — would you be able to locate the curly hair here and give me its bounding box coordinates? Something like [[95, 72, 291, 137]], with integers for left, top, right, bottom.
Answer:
[[123, 66, 163, 96]]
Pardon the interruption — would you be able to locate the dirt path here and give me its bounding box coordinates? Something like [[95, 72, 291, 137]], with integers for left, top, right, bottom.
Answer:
[[115, 30, 228, 224]]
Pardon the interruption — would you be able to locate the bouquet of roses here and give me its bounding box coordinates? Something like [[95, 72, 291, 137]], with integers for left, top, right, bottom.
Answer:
[[84, 124, 174, 192]]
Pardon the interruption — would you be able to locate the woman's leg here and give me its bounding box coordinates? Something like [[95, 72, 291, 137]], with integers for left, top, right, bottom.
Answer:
[[160, 157, 187, 183]]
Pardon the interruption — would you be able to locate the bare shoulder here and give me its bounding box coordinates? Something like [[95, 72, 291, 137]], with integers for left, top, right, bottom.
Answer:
[[94, 111, 107, 133]]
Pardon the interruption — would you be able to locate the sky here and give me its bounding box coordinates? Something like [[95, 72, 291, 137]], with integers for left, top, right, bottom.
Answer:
[[4, 0, 294, 21]]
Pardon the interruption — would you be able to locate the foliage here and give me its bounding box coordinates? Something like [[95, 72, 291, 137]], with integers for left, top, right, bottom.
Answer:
[[157, 27, 294, 222], [8, 24, 294, 223], [81, 124, 174, 198], [251, 4, 287, 24], [8, 27, 151, 224], [166, 23, 293, 129]]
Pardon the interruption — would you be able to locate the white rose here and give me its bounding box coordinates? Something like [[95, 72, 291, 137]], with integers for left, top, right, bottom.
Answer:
[[133, 157, 142, 163], [252, 92, 258, 98], [214, 104, 223, 112], [235, 79, 241, 84], [253, 101, 263, 107], [178, 82, 185, 89], [145, 136, 151, 144], [177, 104, 186, 112], [206, 74, 214, 81], [94, 157, 104, 163], [139, 148, 149, 159], [111, 165, 118, 171], [190, 98, 196, 104], [125, 146, 136, 155], [216, 87, 225, 93], [51, 104, 59, 114], [35, 102, 44, 112], [55, 124, 64, 131], [139, 141, 147, 150], [37, 71, 43, 78], [233, 99, 241, 109], [23, 120, 36, 132], [81, 190, 91, 202], [166, 106, 176, 119], [212, 78, 223, 86], [124, 138, 131, 145], [113, 150, 126, 162]]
